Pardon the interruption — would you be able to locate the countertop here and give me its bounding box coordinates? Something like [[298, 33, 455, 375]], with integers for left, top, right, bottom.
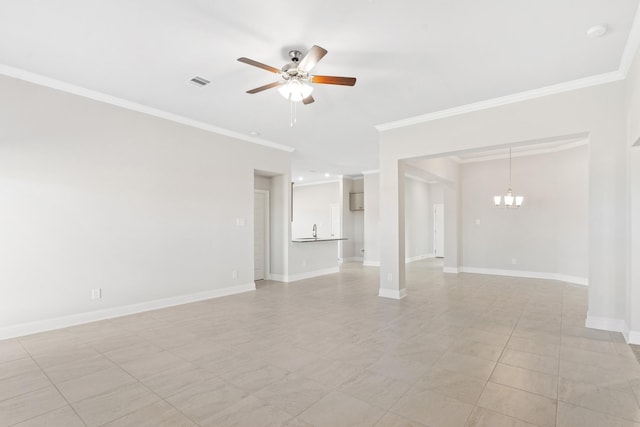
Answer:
[[291, 237, 348, 243]]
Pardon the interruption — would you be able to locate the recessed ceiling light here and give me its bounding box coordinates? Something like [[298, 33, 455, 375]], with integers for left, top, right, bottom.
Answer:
[[248, 131, 260, 137], [324, 173, 331, 177], [298, 176, 304, 181], [587, 25, 607, 38], [189, 76, 210, 87]]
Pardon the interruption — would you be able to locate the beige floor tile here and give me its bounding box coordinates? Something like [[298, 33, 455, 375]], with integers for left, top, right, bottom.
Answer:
[[490, 363, 557, 399], [0, 385, 67, 427], [11, 406, 85, 427], [0, 340, 29, 364], [340, 369, 412, 409], [299, 390, 385, 427], [499, 348, 559, 375], [71, 381, 160, 427], [477, 382, 556, 427], [261, 346, 324, 372], [433, 351, 497, 381], [56, 365, 136, 402], [166, 376, 248, 424], [201, 395, 296, 427], [506, 336, 560, 358], [254, 373, 331, 416], [374, 411, 428, 427], [558, 377, 640, 422], [414, 368, 486, 404], [140, 363, 217, 399], [556, 401, 640, 427], [366, 356, 431, 383], [297, 357, 365, 388], [559, 359, 632, 391], [101, 400, 197, 427], [35, 349, 115, 384], [391, 387, 474, 427], [449, 339, 504, 362], [465, 407, 539, 427], [221, 359, 290, 392], [0, 367, 51, 402], [117, 350, 188, 381]]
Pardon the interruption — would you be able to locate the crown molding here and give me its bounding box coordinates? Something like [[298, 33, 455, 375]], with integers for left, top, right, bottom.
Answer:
[[374, 71, 624, 132], [458, 139, 588, 164], [361, 169, 380, 175], [293, 178, 341, 187], [0, 63, 295, 153]]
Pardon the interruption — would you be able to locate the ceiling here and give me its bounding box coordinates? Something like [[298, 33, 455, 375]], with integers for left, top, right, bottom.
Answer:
[[0, 1, 638, 182]]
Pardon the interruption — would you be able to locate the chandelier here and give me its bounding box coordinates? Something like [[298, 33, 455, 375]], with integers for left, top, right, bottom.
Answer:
[[494, 148, 524, 208]]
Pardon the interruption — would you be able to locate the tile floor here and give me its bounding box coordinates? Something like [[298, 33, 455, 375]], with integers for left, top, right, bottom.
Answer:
[[1, 260, 639, 426]]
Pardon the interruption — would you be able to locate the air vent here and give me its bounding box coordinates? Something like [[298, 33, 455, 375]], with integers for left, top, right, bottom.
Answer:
[[190, 76, 210, 87]]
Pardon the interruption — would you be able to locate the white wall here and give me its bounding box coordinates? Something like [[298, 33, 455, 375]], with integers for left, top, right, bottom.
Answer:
[[404, 177, 432, 260], [291, 181, 340, 239], [0, 75, 291, 337], [363, 172, 380, 266], [460, 145, 588, 282], [379, 81, 628, 330], [626, 43, 640, 342]]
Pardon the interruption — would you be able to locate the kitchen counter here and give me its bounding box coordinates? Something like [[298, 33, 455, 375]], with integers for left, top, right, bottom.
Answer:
[[291, 237, 347, 243]]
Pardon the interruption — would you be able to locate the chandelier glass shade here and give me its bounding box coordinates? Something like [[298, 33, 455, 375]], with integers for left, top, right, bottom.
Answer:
[[494, 148, 524, 208], [278, 79, 313, 102]]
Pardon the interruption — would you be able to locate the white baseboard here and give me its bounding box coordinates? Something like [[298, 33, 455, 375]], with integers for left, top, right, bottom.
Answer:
[[585, 314, 626, 333], [405, 253, 435, 263], [340, 257, 364, 263], [378, 288, 408, 299], [459, 267, 588, 286], [269, 267, 339, 283], [363, 260, 380, 267], [0, 282, 256, 341], [443, 267, 460, 273], [627, 329, 640, 345]]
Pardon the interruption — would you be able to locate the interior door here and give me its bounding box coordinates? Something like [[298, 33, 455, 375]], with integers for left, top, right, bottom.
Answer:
[[254, 191, 266, 280], [433, 203, 445, 258]]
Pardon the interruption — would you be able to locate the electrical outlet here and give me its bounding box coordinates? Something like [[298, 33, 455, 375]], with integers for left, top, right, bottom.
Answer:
[[511, 258, 517, 265], [235, 218, 245, 226], [387, 273, 392, 281], [91, 288, 101, 300], [303, 259, 307, 266], [232, 270, 238, 279], [475, 219, 481, 225]]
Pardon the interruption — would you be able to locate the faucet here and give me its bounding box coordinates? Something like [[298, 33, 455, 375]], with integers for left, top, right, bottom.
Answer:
[[312, 224, 317, 238]]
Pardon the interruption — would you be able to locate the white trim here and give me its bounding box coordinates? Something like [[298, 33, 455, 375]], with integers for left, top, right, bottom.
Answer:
[[340, 257, 364, 263], [0, 63, 294, 153], [254, 189, 270, 282], [405, 174, 431, 184], [269, 267, 339, 283], [361, 169, 380, 175], [634, 136, 640, 147], [585, 315, 626, 334], [293, 179, 341, 187], [627, 329, 640, 345], [374, 71, 624, 131], [459, 266, 588, 286], [363, 260, 381, 267], [0, 283, 256, 340], [619, 2, 640, 76], [443, 267, 460, 273], [457, 139, 589, 164], [378, 288, 408, 299], [405, 253, 435, 263]]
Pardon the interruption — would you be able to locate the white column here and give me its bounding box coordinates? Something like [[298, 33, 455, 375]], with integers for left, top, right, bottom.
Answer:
[[379, 158, 406, 298], [443, 182, 461, 273]]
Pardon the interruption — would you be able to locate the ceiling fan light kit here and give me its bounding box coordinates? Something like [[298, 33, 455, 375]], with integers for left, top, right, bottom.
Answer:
[[238, 45, 356, 125]]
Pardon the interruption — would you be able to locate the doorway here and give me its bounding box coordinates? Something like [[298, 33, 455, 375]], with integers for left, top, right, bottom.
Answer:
[[254, 190, 269, 281]]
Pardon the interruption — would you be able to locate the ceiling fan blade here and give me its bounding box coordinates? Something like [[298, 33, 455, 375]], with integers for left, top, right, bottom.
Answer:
[[246, 81, 284, 94], [237, 57, 281, 74], [302, 95, 315, 105], [298, 45, 328, 72], [309, 75, 356, 86]]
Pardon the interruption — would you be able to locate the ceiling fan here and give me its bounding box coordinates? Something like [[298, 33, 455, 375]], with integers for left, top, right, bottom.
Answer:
[[237, 45, 356, 105]]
